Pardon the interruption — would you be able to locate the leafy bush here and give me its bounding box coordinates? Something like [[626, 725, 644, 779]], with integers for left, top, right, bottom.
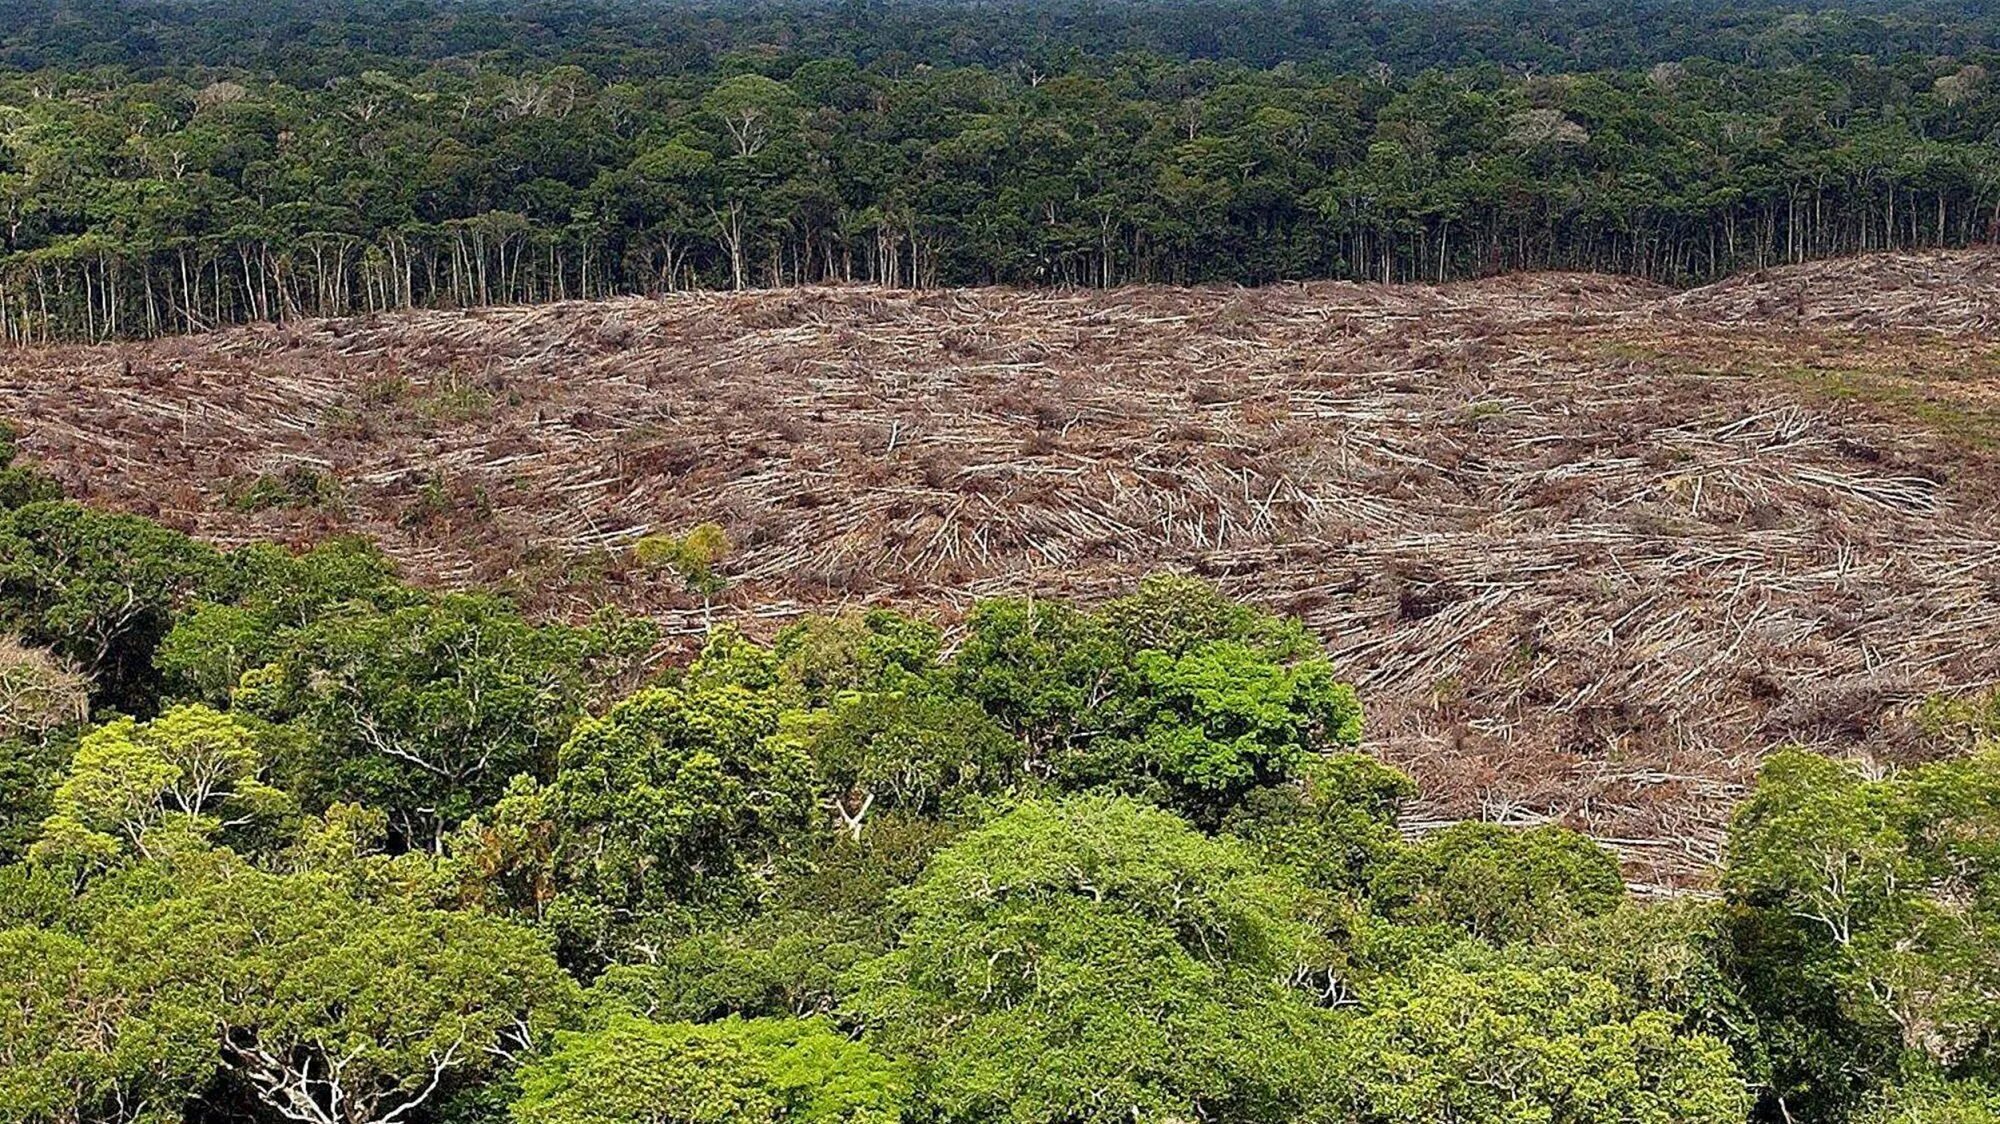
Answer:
[[953, 576, 1363, 824], [635, 522, 732, 607], [0, 421, 59, 511]]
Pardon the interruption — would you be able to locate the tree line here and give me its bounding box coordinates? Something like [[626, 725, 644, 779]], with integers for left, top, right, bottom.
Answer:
[[2, 422, 1998, 1124], [0, 4, 1997, 340], [7, 0, 2000, 81]]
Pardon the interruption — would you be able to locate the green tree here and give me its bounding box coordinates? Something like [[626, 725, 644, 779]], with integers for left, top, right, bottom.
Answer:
[[0, 924, 209, 1124], [635, 522, 732, 616], [154, 537, 403, 704], [31, 704, 292, 870], [847, 795, 1332, 1124], [1224, 753, 1416, 895], [951, 577, 1363, 824], [764, 610, 946, 709], [512, 1015, 906, 1124], [1324, 960, 1750, 1124], [0, 502, 224, 711], [1540, 901, 1766, 1071], [1855, 1079, 2000, 1124], [948, 595, 1130, 760], [544, 684, 816, 961], [1726, 749, 2000, 1073], [232, 593, 604, 846], [587, 813, 958, 1023], [1371, 821, 1625, 944], [786, 682, 1019, 838], [1087, 638, 1363, 823], [90, 864, 580, 1124]]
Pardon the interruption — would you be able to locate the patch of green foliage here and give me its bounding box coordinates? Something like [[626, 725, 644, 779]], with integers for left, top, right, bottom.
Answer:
[[1775, 367, 2000, 451], [635, 522, 732, 608], [1370, 820, 1627, 944], [0, 490, 1996, 1124], [0, 421, 61, 511], [224, 463, 342, 512], [4, 9, 2000, 344]]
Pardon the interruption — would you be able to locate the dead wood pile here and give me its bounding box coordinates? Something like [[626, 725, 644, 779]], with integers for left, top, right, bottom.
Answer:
[[7, 249, 2000, 888]]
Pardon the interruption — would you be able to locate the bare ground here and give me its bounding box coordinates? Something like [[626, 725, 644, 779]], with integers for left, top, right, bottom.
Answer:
[[10, 249, 2000, 887]]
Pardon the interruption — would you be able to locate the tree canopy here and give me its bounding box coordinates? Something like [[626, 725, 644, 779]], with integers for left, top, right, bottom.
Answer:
[[0, 1, 1994, 341], [0, 476, 1997, 1124]]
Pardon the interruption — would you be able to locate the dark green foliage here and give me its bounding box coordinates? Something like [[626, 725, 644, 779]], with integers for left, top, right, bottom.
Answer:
[[1085, 638, 1363, 823], [587, 814, 961, 1024], [0, 20, 1998, 344], [1224, 752, 1416, 895], [233, 593, 615, 846], [949, 595, 1130, 757], [1370, 821, 1626, 943], [0, 732, 72, 865], [0, 422, 60, 511], [589, 919, 866, 1026], [1, 0, 1995, 79], [542, 683, 818, 963], [1724, 899, 1898, 1123], [0, 502, 226, 711], [953, 575, 1363, 825]]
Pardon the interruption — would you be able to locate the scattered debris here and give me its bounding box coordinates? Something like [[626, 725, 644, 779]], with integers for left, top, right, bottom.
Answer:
[[7, 250, 2000, 889]]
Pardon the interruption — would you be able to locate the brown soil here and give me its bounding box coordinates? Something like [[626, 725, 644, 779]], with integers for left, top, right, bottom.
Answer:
[[10, 248, 2000, 887]]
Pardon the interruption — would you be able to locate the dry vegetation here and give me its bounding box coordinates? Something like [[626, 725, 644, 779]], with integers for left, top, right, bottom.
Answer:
[[0, 636, 90, 741], [8, 248, 2000, 887]]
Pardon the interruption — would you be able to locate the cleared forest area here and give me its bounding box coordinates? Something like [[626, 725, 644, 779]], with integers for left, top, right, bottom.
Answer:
[[8, 248, 2000, 886]]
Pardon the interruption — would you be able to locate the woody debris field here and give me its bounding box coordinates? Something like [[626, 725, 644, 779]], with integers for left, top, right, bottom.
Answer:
[[10, 248, 2000, 887]]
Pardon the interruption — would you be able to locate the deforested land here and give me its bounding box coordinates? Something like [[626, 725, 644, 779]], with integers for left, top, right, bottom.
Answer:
[[8, 249, 2000, 887], [8, 3, 2000, 1122]]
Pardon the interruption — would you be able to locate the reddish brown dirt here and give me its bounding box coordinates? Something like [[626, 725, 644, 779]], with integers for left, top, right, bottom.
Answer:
[[9, 249, 2000, 887]]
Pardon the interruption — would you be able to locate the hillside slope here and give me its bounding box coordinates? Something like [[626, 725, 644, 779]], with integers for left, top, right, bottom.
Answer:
[[9, 249, 2000, 885]]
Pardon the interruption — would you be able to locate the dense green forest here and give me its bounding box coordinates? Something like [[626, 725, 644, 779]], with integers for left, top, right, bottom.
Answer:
[[4, 412, 2000, 1124], [8, 0, 2000, 76], [0, 0, 1997, 340]]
